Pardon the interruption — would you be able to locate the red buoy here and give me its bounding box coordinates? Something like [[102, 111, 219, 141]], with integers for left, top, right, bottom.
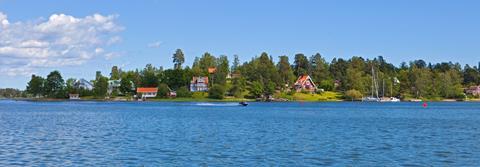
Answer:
[[422, 102, 428, 108]]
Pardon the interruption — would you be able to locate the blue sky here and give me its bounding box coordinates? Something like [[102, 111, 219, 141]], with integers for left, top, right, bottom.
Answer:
[[0, 0, 479, 89]]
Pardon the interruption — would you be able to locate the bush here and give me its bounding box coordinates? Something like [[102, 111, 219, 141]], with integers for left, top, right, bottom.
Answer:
[[208, 84, 225, 99], [319, 79, 335, 91], [176, 87, 192, 98], [345, 89, 362, 101], [157, 83, 170, 98], [192, 92, 207, 99], [248, 81, 264, 98]]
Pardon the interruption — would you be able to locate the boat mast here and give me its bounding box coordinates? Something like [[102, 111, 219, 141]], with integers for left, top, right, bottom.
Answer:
[[371, 66, 379, 99], [371, 67, 374, 97], [382, 79, 385, 98]]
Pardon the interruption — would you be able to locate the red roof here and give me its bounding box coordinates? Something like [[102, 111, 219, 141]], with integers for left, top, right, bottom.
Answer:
[[297, 75, 309, 83], [208, 67, 216, 74], [191, 76, 208, 84], [295, 75, 317, 88], [137, 87, 158, 93]]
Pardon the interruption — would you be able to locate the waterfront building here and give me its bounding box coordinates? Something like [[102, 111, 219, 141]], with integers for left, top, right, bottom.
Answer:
[[294, 75, 317, 93], [137, 87, 158, 99], [190, 77, 209, 92]]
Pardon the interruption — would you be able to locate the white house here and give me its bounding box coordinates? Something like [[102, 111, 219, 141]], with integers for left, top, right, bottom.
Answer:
[[137, 87, 158, 99], [190, 76, 209, 92], [74, 79, 94, 90]]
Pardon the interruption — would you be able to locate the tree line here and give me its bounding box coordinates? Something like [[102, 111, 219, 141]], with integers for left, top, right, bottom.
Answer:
[[25, 49, 480, 100]]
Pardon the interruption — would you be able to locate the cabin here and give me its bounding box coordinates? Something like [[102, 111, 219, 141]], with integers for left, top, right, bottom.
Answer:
[[69, 94, 80, 100], [137, 87, 158, 99], [294, 75, 317, 93], [190, 76, 209, 92], [466, 86, 480, 96]]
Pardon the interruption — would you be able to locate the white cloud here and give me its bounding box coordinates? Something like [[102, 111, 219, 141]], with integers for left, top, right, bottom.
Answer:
[[0, 12, 8, 27], [0, 12, 123, 76], [104, 52, 122, 60], [147, 41, 162, 48]]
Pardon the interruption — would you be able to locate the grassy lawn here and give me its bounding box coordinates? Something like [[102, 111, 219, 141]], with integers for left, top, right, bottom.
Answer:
[[275, 91, 343, 101]]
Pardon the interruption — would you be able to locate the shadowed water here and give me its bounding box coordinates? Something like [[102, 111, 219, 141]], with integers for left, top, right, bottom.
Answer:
[[0, 100, 479, 166]]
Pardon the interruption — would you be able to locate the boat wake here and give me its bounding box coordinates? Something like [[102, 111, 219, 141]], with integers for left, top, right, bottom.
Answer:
[[194, 102, 241, 107]]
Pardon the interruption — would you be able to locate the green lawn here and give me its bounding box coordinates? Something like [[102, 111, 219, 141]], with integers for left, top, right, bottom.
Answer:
[[275, 91, 343, 101]]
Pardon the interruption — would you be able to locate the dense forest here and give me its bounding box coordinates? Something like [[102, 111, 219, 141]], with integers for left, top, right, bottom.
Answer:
[[24, 49, 480, 100]]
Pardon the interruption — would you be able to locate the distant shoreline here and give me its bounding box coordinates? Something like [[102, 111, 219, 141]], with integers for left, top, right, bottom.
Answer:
[[3, 97, 480, 103]]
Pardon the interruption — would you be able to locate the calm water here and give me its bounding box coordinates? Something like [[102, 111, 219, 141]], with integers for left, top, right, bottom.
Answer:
[[0, 100, 479, 166]]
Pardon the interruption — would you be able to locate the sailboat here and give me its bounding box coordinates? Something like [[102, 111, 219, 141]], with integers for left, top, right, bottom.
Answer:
[[380, 76, 400, 102], [363, 67, 381, 102]]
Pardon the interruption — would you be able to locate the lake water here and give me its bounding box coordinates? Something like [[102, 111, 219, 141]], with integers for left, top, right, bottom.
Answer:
[[0, 100, 479, 166]]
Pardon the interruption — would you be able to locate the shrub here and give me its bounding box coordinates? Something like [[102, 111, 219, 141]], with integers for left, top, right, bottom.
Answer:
[[319, 79, 335, 91], [345, 89, 362, 101], [192, 92, 207, 99], [176, 87, 192, 98], [157, 83, 170, 98], [208, 84, 225, 99]]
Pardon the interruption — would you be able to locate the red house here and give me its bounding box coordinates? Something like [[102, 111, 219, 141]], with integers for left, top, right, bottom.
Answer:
[[294, 75, 317, 92]]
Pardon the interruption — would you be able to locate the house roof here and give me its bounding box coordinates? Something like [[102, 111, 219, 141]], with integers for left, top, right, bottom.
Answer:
[[467, 86, 480, 90], [295, 75, 317, 88], [137, 87, 158, 93], [191, 76, 208, 84], [208, 67, 216, 74]]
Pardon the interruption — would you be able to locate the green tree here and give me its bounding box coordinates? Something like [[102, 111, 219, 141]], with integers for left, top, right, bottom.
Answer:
[[435, 69, 463, 98], [411, 67, 433, 98], [346, 65, 367, 94], [157, 83, 170, 98], [65, 78, 77, 94], [161, 69, 192, 90], [257, 52, 280, 87], [93, 76, 108, 98], [231, 55, 240, 73], [96, 71, 102, 80], [248, 81, 264, 98], [26, 75, 44, 97], [463, 64, 480, 85], [194, 52, 216, 75], [110, 66, 121, 80], [214, 55, 229, 86], [173, 49, 185, 69], [319, 79, 335, 91], [329, 58, 348, 91], [44, 70, 66, 98], [176, 86, 192, 98], [230, 76, 246, 98], [208, 84, 225, 99], [120, 78, 134, 95], [264, 81, 276, 97], [345, 89, 362, 101], [310, 53, 330, 85], [277, 55, 295, 89], [294, 53, 309, 76], [140, 64, 159, 87]]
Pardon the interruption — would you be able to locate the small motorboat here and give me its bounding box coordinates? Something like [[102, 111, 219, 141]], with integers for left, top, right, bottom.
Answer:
[[239, 102, 248, 106]]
